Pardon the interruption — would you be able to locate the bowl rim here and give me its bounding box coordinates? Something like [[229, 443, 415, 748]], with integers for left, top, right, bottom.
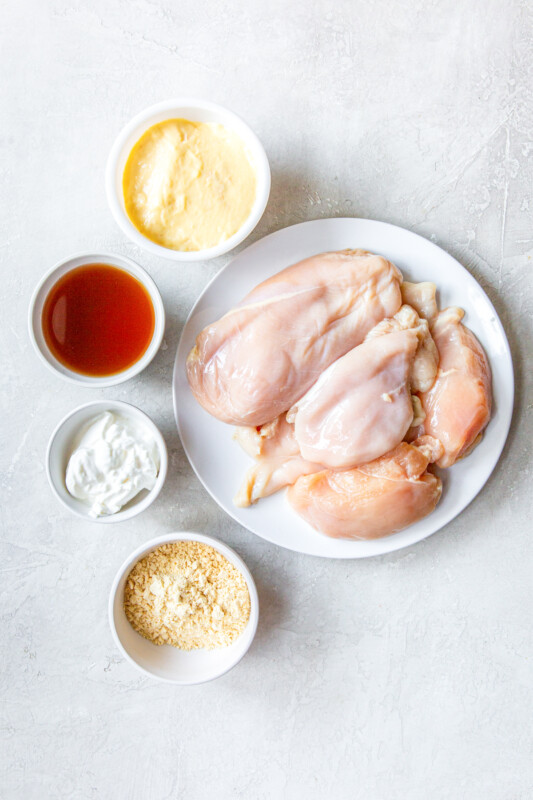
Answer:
[[28, 251, 166, 387], [45, 399, 168, 523], [108, 531, 260, 684], [105, 98, 271, 262]]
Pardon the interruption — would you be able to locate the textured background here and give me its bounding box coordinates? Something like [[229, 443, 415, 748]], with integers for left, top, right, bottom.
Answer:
[[1, 0, 532, 798]]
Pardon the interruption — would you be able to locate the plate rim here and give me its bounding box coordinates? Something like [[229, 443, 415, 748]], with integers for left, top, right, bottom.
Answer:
[[173, 217, 514, 559]]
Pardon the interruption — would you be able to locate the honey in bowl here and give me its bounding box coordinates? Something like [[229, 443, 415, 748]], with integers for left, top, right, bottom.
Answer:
[[42, 264, 155, 376]]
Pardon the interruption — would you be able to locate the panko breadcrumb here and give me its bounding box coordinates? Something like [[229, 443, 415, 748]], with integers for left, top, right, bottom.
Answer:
[[124, 541, 250, 650]]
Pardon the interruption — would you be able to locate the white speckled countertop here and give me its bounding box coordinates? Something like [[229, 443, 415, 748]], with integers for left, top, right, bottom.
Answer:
[[1, 1, 532, 797]]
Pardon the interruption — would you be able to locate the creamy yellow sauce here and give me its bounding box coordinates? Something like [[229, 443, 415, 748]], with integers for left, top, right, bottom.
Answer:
[[123, 119, 257, 251]]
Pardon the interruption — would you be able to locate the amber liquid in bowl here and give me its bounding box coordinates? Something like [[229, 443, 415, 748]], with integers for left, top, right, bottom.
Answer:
[[42, 264, 155, 376]]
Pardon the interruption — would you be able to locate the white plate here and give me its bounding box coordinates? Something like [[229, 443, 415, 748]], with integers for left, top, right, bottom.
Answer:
[[173, 218, 513, 558]]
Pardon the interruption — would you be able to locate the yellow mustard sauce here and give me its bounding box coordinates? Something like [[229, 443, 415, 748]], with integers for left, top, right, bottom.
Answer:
[[123, 119, 257, 252]]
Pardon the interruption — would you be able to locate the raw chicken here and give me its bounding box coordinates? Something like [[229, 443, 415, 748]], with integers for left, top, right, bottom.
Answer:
[[233, 415, 299, 459], [287, 438, 443, 540], [234, 456, 323, 508], [401, 281, 438, 324], [287, 305, 438, 470], [366, 304, 438, 393], [287, 329, 419, 470], [187, 250, 403, 426], [420, 307, 492, 467], [233, 416, 322, 507]]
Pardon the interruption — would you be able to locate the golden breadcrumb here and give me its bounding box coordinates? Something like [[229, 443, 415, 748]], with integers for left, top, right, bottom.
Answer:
[[124, 541, 250, 651]]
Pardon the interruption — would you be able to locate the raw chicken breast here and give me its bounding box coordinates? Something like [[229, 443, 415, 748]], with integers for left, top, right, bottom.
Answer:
[[366, 304, 438, 393], [234, 455, 323, 508], [287, 438, 443, 540], [401, 281, 438, 324], [187, 250, 403, 426], [233, 416, 322, 507], [287, 305, 438, 470], [233, 415, 299, 459], [420, 307, 492, 467], [287, 329, 419, 470]]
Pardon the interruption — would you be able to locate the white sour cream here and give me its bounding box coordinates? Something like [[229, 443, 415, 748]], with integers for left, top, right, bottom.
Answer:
[[66, 411, 160, 517]]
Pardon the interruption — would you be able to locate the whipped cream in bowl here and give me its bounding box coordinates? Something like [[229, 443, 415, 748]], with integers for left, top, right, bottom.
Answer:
[[46, 401, 168, 523]]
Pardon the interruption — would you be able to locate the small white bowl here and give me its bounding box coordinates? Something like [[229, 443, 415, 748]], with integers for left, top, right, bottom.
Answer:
[[106, 98, 271, 261], [46, 400, 168, 523], [29, 252, 165, 387], [109, 532, 259, 684]]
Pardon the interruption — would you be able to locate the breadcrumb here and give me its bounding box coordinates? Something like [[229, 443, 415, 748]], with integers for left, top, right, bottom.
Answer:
[[124, 542, 250, 650]]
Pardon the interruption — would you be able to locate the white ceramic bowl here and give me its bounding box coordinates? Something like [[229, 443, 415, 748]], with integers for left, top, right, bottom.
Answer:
[[46, 400, 168, 523], [106, 98, 271, 261], [109, 532, 259, 684], [29, 252, 165, 387]]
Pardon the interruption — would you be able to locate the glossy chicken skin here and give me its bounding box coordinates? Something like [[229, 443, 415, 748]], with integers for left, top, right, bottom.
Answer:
[[420, 307, 492, 467], [288, 329, 419, 469], [287, 438, 443, 540], [186, 250, 403, 426], [233, 416, 322, 507]]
